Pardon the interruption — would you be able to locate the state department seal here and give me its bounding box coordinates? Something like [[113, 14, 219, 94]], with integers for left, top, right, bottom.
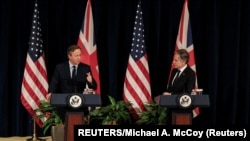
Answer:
[[177, 93, 193, 109], [67, 94, 83, 109]]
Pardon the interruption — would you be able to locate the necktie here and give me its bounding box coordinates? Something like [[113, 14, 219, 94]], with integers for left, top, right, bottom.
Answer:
[[72, 66, 77, 80], [172, 70, 180, 85]]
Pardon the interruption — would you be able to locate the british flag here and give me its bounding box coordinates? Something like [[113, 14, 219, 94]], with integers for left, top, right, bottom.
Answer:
[[169, 0, 200, 117], [77, 0, 100, 94]]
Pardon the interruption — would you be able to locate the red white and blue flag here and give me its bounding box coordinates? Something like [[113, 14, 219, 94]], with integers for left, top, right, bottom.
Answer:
[[169, 0, 200, 117], [77, 0, 101, 94], [20, 0, 48, 127], [123, 1, 152, 119]]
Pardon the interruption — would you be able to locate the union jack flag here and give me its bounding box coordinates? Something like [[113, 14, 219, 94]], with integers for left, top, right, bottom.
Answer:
[[169, 0, 200, 117], [77, 0, 100, 94]]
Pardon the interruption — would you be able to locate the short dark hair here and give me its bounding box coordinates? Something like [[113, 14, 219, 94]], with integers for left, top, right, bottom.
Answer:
[[67, 45, 81, 55], [176, 49, 189, 63]]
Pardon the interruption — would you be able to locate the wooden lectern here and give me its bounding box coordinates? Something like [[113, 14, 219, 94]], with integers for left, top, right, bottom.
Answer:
[[50, 93, 102, 141], [155, 94, 210, 125]]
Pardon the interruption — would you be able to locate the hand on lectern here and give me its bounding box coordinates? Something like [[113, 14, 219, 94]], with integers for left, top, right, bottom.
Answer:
[[163, 92, 171, 95], [46, 93, 51, 101]]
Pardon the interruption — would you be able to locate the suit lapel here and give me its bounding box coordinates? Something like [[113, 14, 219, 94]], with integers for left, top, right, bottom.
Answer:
[[172, 67, 188, 85], [171, 69, 179, 85], [64, 62, 71, 79]]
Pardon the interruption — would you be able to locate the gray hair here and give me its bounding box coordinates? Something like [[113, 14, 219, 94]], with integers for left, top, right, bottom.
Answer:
[[175, 49, 189, 63]]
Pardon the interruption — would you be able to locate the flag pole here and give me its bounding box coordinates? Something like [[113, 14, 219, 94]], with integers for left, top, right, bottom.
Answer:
[[26, 119, 45, 141]]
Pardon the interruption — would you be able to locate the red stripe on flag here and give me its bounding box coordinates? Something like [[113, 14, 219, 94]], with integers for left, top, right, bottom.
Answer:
[[188, 49, 195, 66], [124, 77, 146, 111]]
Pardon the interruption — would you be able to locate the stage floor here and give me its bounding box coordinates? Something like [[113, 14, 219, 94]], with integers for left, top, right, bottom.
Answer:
[[0, 136, 52, 141]]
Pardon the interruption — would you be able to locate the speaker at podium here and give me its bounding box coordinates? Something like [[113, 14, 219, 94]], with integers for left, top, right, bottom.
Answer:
[[50, 93, 102, 141]]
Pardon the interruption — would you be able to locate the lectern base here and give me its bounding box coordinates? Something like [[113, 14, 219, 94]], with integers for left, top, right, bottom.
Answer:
[[172, 112, 192, 125], [64, 112, 85, 141]]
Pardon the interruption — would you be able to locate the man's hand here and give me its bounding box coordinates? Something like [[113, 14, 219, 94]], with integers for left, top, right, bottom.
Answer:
[[163, 92, 171, 95], [46, 93, 51, 101], [86, 72, 92, 83]]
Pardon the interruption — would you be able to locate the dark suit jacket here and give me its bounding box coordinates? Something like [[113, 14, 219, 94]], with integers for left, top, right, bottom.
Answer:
[[165, 66, 195, 123], [166, 65, 195, 95], [48, 61, 97, 93]]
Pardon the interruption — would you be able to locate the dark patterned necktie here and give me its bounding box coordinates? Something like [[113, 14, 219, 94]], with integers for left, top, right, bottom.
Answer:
[[72, 66, 77, 80]]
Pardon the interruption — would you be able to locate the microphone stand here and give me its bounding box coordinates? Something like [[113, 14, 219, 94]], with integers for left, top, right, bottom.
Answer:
[[83, 88, 95, 125]]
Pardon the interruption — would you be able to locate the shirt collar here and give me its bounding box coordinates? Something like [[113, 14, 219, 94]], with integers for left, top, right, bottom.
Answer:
[[69, 61, 78, 68], [179, 64, 187, 74]]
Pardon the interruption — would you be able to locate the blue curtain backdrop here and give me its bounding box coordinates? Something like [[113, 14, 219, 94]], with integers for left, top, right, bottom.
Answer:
[[0, 0, 250, 136]]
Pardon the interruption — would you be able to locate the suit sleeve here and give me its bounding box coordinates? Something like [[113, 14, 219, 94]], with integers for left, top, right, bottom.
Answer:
[[86, 66, 97, 90], [185, 70, 196, 94]]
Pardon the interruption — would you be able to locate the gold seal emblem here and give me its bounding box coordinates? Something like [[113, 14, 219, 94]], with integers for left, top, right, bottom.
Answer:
[[178, 94, 192, 108], [68, 94, 83, 108]]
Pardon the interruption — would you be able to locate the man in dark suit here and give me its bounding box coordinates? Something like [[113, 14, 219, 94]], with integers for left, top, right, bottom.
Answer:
[[163, 49, 195, 125], [164, 49, 195, 95], [46, 44, 97, 121]]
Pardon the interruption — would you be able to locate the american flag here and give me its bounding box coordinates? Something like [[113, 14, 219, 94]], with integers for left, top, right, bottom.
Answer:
[[20, 0, 48, 127], [77, 0, 100, 94], [169, 0, 200, 117], [123, 1, 151, 119]]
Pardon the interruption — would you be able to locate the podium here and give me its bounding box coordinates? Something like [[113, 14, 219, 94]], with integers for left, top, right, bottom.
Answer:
[[155, 94, 210, 125], [50, 93, 102, 141]]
